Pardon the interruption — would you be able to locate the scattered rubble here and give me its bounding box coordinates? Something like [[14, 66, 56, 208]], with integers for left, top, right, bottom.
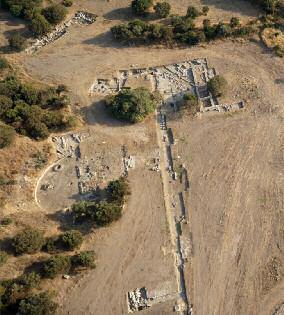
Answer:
[[25, 11, 97, 54], [127, 287, 149, 313]]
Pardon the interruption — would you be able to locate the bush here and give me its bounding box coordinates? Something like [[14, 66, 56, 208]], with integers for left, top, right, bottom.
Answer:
[[17, 292, 58, 315], [131, 0, 153, 15], [0, 251, 8, 267], [43, 255, 71, 278], [30, 14, 51, 36], [61, 230, 83, 251], [62, 0, 73, 7], [202, 6, 209, 15], [107, 177, 131, 205], [154, 2, 171, 18], [12, 227, 45, 255], [0, 123, 16, 149], [186, 6, 199, 19], [42, 4, 67, 25], [17, 272, 41, 290], [72, 251, 96, 269], [106, 87, 157, 123], [1, 217, 12, 225], [207, 75, 228, 97], [230, 17, 240, 28], [8, 33, 27, 51], [0, 57, 9, 71], [42, 237, 59, 254]]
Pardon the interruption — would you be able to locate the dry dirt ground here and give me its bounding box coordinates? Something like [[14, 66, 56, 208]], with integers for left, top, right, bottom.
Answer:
[[0, 0, 284, 314]]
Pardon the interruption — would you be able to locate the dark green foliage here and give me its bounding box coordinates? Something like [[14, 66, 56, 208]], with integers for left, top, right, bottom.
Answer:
[[30, 14, 51, 36], [72, 251, 96, 269], [207, 75, 228, 97], [107, 177, 130, 205], [1, 0, 43, 20], [12, 227, 45, 255], [43, 255, 71, 278], [186, 6, 199, 19], [62, 0, 73, 7], [0, 57, 9, 71], [182, 93, 199, 114], [0, 251, 8, 267], [230, 17, 241, 28], [202, 6, 209, 15], [16, 292, 57, 315], [154, 2, 171, 18], [0, 77, 72, 140], [61, 230, 83, 251], [0, 123, 16, 148], [131, 0, 153, 15], [8, 33, 27, 51], [42, 4, 67, 25], [1, 217, 12, 225], [42, 237, 58, 254], [1, 272, 40, 305], [106, 87, 157, 123]]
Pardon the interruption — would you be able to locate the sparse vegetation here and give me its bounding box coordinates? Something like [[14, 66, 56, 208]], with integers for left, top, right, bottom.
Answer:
[[207, 75, 228, 97], [154, 2, 171, 18], [0, 251, 8, 267], [12, 227, 45, 255], [0, 57, 9, 71], [61, 230, 83, 251], [62, 0, 73, 7], [106, 87, 157, 123], [182, 93, 199, 114], [1, 217, 12, 225], [8, 33, 27, 51]]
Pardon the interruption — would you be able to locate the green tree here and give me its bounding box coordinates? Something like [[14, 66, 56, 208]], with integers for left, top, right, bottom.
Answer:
[[154, 2, 171, 18], [30, 14, 51, 36], [207, 75, 228, 97], [12, 227, 45, 255], [107, 177, 130, 205], [72, 251, 96, 269], [186, 6, 199, 19], [131, 0, 153, 15], [106, 87, 157, 123], [61, 230, 83, 251], [0, 57, 9, 71], [17, 292, 58, 315], [8, 33, 27, 51], [230, 17, 240, 28], [43, 255, 71, 278], [0, 124, 16, 149], [42, 4, 67, 25]]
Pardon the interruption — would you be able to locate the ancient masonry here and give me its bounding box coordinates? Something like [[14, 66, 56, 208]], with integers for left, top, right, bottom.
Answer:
[[25, 11, 96, 54], [89, 58, 245, 114]]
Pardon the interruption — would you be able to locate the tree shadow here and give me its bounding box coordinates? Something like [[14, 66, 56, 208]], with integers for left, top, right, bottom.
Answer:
[[23, 259, 45, 276], [80, 100, 134, 128], [0, 236, 14, 255], [0, 10, 26, 27], [103, 7, 133, 21], [82, 30, 129, 48], [200, 0, 260, 16]]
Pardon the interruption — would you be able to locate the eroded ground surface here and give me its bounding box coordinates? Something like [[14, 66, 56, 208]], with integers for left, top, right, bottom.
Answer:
[[0, 0, 283, 314]]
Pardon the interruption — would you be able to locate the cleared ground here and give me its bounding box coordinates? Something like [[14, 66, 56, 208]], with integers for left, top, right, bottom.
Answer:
[[0, 0, 283, 314]]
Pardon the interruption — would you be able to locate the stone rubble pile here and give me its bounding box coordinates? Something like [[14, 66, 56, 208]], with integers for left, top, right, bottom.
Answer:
[[127, 288, 149, 313], [26, 11, 97, 54]]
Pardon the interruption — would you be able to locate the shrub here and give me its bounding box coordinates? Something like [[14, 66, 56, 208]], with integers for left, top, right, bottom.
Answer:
[[0, 57, 9, 71], [0, 123, 16, 149], [0, 251, 8, 267], [62, 0, 73, 7], [202, 6, 209, 15], [72, 251, 96, 269], [8, 33, 27, 51], [154, 2, 171, 18], [131, 0, 153, 15], [93, 201, 122, 226], [17, 272, 41, 290], [42, 237, 59, 254], [186, 6, 199, 19], [1, 217, 12, 225], [182, 93, 199, 113], [30, 14, 51, 36], [106, 87, 157, 123], [61, 230, 83, 251], [17, 292, 58, 315], [107, 177, 130, 205], [43, 255, 71, 278], [12, 227, 45, 255], [230, 17, 240, 28], [42, 4, 67, 25], [207, 75, 228, 97]]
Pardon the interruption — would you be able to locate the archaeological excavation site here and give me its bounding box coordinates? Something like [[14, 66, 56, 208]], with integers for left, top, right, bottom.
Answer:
[[0, 0, 283, 314]]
